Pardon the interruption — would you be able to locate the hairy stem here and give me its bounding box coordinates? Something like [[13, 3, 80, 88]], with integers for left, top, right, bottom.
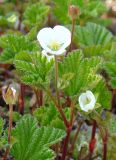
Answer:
[[78, 146, 85, 160], [102, 130, 108, 160], [18, 84, 25, 114], [45, 88, 69, 128], [8, 105, 13, 143], [88, 120, 97, 160], [103, 141, 107, 160], [69, 18, 76, 52], [98, 126, 108, 160], [3, 105, 13, 160], [70, 101, 75, 125], [61, 126, 72, 160], [54, 56, 60, 106], [70, 121, 83, 153], [35, 89, 43, 107]]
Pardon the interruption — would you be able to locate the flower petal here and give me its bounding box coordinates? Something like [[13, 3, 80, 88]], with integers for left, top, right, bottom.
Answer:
[[79, 90, 96, 112], [49, 49, 66, 55], [37, 28, 54, 51], [42, 50, 54, 61], [53, 25, 71, 50], [37, 25, 71, 55]]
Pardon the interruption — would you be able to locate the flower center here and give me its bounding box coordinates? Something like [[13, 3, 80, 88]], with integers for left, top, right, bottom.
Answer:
[[84, 97, 91, 105], [48, 41, 62, 51]]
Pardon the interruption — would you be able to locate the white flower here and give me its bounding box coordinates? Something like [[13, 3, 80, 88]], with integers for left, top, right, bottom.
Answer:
[[42, 50, 54, 62], [37, 25, 71, 56], [79, 90, 96, 112]]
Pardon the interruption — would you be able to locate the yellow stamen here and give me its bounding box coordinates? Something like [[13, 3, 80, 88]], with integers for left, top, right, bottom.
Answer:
[[85, 97, 91, 105], [48, 41, 61, 51]]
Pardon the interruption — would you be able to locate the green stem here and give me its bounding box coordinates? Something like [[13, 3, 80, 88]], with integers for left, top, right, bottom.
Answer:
[[54, 56, 60, 106], [8, 105, 13, 144], [45, 88, 69, 128], [3, 104, 13, 160], [68, 18, 76, 53]]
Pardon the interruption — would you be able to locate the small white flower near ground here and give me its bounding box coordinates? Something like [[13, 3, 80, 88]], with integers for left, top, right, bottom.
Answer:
[[37, 25, 71, 60], [79, 90, 96, 112]]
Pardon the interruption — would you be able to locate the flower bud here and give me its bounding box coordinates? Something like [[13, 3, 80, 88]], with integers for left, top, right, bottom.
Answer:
[[79, 90, 96, 112], [2, 83, 19, 105], [69, 5, 80, 20]]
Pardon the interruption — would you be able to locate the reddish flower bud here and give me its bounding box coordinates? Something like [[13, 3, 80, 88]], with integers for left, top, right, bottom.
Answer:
[[69, 5, 80, 19], [2, 83, 19, 105]]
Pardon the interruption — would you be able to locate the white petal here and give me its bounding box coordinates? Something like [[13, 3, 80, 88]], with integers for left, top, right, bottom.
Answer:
[[86, 90, 96, 106], [79, 93, 86, 111], [37, 28, 54, 52], [53, 25, 71, 50], [42, 50, 54, 61], [37, 26, 71, 55], [79, 90, 96, 112], [50, 49, 66, 55]]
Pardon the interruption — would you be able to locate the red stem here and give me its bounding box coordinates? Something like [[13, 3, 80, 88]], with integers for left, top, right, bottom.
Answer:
[[39, 90, 43, 106], [35, 90, 43, 107], [18, 84, 25, 114], [102, 131, 108, 160], [61, 126, 72, 160], [70, 101, 75, 125], [69, 18, 76, 52], [88, 120, 97, 160], [45, 89, 69, 128], [70, 121, 83, 153]]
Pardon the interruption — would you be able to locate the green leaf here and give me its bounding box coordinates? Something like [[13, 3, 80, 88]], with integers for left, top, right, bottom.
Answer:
[[93, 80, 112, 109], [33, 104, 65, 130], [58, 50, 102, 96], [0, 118, 7, 149], [0, 118, 4, 136], [11, 115, 66, 160], [23, 2, 50, 29], [53, 0, 107, 25], [75, 22, 113, 47], [105, 62, 116, 88], [0, 16, 8, 27], [14, 51, 54, 89], [0, 34, 39, 63], [83, 42, 116, 58]]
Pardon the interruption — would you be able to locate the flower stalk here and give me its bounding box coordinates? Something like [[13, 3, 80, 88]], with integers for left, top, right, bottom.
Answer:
[[69, 18, 76, 52], [68, 5, 79, 53], [45, 88, 69, 128], [70, 121, 83, 153], [61, 126, 72, 160], [98, 126, 108, 160], [34, 89, 43, 107], [3, 104, 13, 160], [102, 129, 108, 160], [88, 120, 97, 160], [18, 84, 25, 114], [54, 56, 60, 106]]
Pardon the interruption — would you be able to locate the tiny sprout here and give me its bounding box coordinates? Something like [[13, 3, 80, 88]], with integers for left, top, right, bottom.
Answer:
[[69, 5, 80, 20], [2, 83, 19, 105]]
